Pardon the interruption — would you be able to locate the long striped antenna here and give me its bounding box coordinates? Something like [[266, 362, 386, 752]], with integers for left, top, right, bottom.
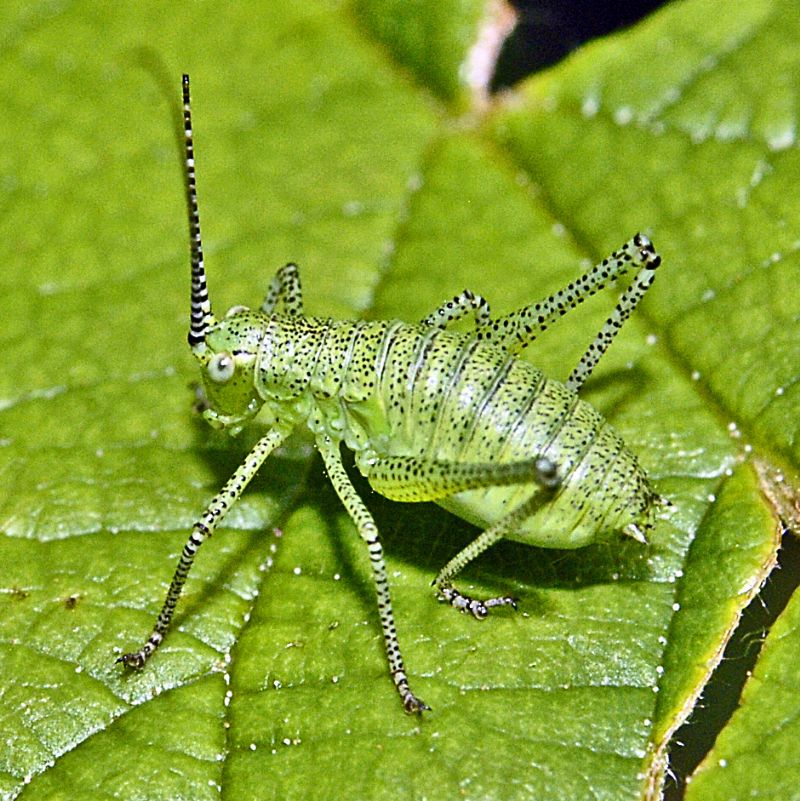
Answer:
[[182, 74, 213, 349]]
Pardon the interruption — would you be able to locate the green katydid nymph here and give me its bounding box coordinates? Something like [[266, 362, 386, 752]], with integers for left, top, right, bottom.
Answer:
[[118, 74, 667, 714]]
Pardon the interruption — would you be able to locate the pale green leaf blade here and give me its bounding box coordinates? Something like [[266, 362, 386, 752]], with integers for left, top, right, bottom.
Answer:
[[1, 2, 798, 801]]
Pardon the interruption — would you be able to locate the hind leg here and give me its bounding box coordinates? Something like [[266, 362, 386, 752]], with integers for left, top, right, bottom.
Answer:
[[366, 454, 560, 618]]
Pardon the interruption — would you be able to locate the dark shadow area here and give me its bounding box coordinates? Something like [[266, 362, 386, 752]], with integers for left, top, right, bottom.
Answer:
[[492, 0, 669, 92], [578, 362, 656, 417], [663, 530, 800, 799], [283, 448, 657, 649], [132, 47, 186, 156], [337, 447, 657, 597]]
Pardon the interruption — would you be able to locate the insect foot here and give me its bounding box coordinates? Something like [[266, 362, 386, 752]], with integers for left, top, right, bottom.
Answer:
[[116, 632, 163, 669], [394, 670, 431, 714], [437, 584, 518, 620], [116, 651, 145, 669]]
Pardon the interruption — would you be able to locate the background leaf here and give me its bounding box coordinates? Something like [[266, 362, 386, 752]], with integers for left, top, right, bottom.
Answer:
[[0, 2, 797, 800], [684, 584, 800, 801]]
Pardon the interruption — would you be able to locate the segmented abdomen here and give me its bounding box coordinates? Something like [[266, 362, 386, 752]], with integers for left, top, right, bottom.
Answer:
[[368, 323, 654, 548]]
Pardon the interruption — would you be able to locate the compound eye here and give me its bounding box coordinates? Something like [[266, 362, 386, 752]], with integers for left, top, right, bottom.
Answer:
[[208, 352, 235, 383]]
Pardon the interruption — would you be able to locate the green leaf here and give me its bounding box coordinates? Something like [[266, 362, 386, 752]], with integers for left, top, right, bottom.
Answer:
[[0, 2, 796, 801]]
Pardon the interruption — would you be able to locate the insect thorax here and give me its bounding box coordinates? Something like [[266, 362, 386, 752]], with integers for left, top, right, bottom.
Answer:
[[197, 309, 396, 439]]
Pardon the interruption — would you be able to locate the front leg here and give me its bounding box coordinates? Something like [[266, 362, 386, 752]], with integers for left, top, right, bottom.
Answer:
[[117, 426, 291, 669]]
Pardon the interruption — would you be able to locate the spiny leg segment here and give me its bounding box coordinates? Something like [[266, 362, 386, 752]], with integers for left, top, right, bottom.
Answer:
[[422, 235, 659, 367], [367, 455, 560, 502], [564, 237, 660, 392], [316, 434, 430, 713], [420, 288, 490, 329], [417, 235, 661, 388], [476, 234, 660, 356], [261, 263, 304, 316], [366, 454, 560, 618], [117, 426, 291, 669]]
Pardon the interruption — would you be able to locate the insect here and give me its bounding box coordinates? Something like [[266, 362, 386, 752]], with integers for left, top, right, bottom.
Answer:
[[118, 74, 666, 714]]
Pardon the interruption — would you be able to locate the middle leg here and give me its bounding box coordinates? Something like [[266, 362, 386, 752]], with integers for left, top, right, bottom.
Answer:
[[317, 434, 429, 714]]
